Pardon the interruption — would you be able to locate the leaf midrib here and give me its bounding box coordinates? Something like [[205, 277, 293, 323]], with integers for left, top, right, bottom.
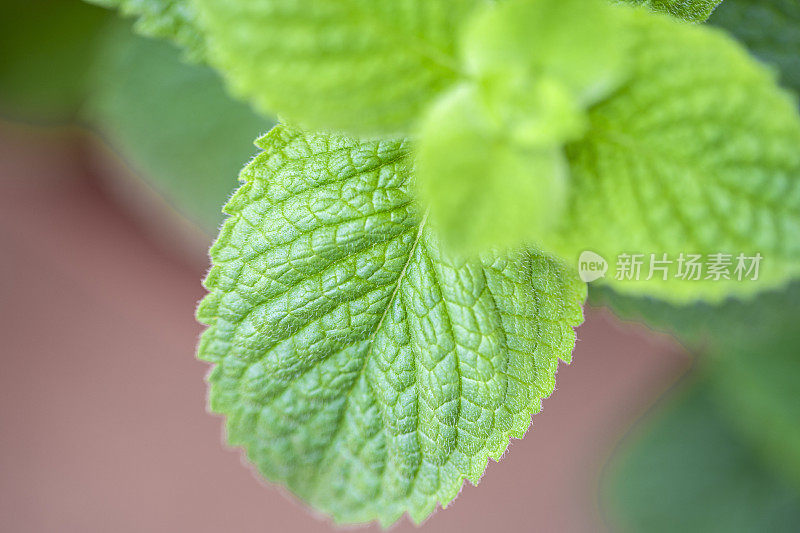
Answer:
[[368, 209, 430, 345]]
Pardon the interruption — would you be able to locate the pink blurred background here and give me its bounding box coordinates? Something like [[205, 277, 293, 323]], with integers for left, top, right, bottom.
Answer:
[[0, 123, 689, 532]]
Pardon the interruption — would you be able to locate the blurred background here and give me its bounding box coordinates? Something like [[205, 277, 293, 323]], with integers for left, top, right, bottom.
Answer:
[[1, 1, 798, 531]]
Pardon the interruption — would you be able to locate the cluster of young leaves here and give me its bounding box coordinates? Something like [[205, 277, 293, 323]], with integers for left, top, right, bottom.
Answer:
[[84, 0, 800, 526], [102, 0, 800, 303]]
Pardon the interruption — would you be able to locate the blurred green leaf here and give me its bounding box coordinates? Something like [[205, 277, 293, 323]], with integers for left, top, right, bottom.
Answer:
[[84, 22, 273, 232], [0, 0, 109, 122], [192, 0, 478, 135], [605, 383, 800, 533], [709, 318, 800, 489], [710, 0, 800, 94], [595, 0, 800, 486], [590, 282, 800, 346], [553, 9, 800, 303], [594, 281, 800, 488]]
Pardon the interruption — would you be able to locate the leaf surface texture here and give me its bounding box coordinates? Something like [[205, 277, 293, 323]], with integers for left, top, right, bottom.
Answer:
[[197, 126, 586, 525]]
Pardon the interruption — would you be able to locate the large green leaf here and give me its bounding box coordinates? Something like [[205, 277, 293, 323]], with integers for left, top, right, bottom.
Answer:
[[416, 0, 627, 253], [196, 125, 586, 525], [192, 0, 481, 134], [550, 12, 800, 301]]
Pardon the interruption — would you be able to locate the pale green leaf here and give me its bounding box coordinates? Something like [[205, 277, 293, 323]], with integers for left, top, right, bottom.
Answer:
[[547, 12, 800, 301], [618, 0, 724, 22], [591, 0, 800, 315], [416, 0, 627, 253], [464, 0, 631, 112], [196, 125, 586, 526], [192, 0, 482, 134], [86, 0, 206, 60], [416, 84, 569, 253]]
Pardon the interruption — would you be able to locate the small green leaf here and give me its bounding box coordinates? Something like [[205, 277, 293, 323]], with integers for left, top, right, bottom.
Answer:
[[549, 12, 800, 301], [197, 125, 586, 526], [192, 0, 481, 134], [417, 0, 628, 253], [85, 0, 206, 60], [416, 83, 569, 253], [464, 0, 630, 112], [618, 0, 724, 22]]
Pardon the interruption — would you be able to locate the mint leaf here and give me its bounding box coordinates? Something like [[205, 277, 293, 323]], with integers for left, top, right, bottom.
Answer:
[[619, 0, 724, 22], [549, 12, 800, 301], [417, 0, 628, 252], [464, 0, 630, 110], [590, 2, 800, 309], [710, 0, 800, 95], [192, 0, 481, 134], [85, 0, 206, 60], [416, 84, 569, 253], [196, 125, 586, 526]]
